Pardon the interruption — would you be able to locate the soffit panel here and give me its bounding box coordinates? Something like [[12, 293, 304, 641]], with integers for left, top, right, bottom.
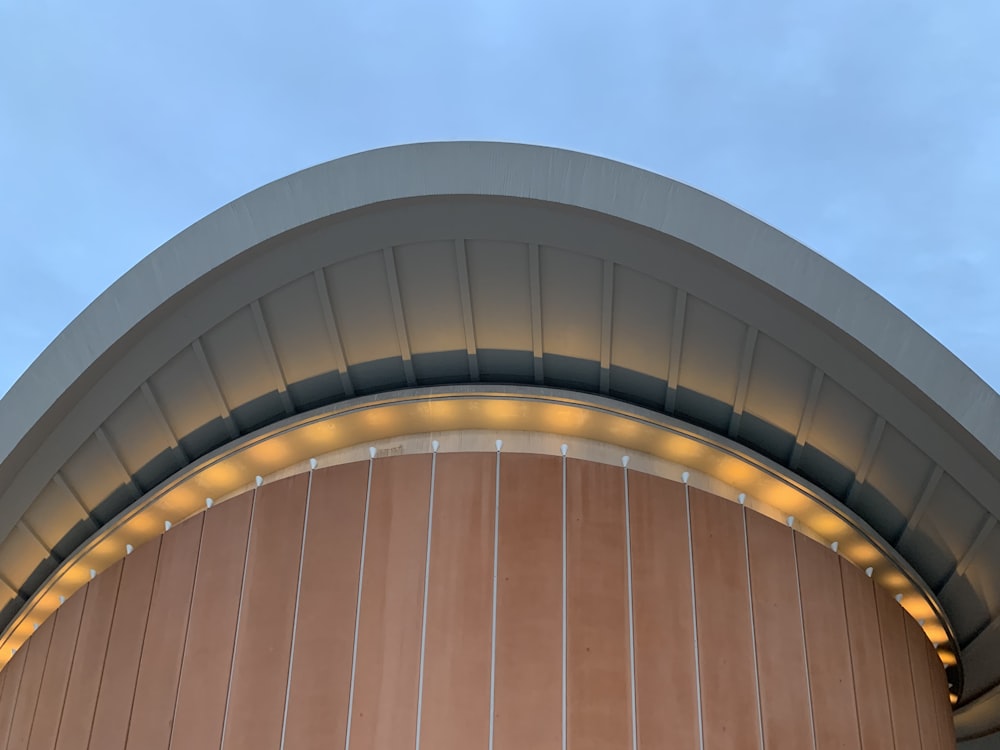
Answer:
[[393, 241, 466, 355], [806, 378, 878, 474], [324, 252, 400, 364], [147, 347, 225, 440], [539, 245, 603, 362], [200, 306, 276, 411], [608, 265, 675, 379], [677, 296, 745, 405], [742, 333, 814, 435], [258, 273, 341, 388], [465, 240, 533, 352]]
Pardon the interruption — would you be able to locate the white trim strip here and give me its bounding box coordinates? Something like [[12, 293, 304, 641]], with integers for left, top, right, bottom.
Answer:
[[685, 482, 705, 750], [623, 463, 639, 750], [280, 467, 314, 749], [414, 449, 438, 750], [344, 452, 375, 750], [488, 447, 501, 750], [219, 483, 259, 750]]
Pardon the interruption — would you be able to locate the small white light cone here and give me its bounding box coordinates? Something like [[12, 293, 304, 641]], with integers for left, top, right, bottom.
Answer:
[[309, 458, 318, 470], [622, 455, 630, 468], [125, 544, 134, 555], [58, 595, 65, 605], [496, 439, 503, 452], [560, 444, 568, 456], [681, 471, 690, 484], [738, 493, 746, 505], [206, 497, 214, 508], [164, 521, 172, 532], [786, 516, 795, 527], [255, 475, 263, 487], [895, 593, 903, 603], [432, 440, 440, 453], [90, 569, 97, 580], [865, 567, 874, 578], [369, 446, 377, 459], [831, 541, 839, 552]]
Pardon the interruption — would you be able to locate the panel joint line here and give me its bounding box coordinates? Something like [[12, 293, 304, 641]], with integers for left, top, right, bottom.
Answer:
[[280, 466, 315, 749], [488, 447, 501, 750], [741, 507, 765, 749], [623, 464, 638, 750], [561, 448, 568, 750], [792, 534, 819, 749], [684, 481, 705, 750], [414, 449, 438, 750], [344, 453, 375, 750]]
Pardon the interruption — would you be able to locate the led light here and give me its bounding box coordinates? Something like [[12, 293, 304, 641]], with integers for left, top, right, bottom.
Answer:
[[560, 444, 568, 456], [206, 498, 214, 508], [622, 455, 630, 467], [787, 516, 795, 527], [432, 440, 440, 453], [255, 475, 263, 487], [865, 567, 873, 578], [831, 541, 839, 552], [125, 544, 134, 555], [369, 446, 377, 459], [89, 569, 96, 580], [164, 521, 172, 532], [496, 439, 503, 452], [681, 471, 690, 484], [738, 493, 746, 505], [309, 458, 318, 470]]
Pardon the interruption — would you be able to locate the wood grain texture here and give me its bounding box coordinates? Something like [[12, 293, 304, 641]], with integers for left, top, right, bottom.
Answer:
[[282, 462, 368, 748], [418, 452, 495, 750], [88, 538, 160, 749], [348, 454, 431, 750], [25, 586, 87, 750], [4, 614, 55, 749], [170, 491, 253, 750], [923, 638, 956, 750], [566, 458, 631, 750], [796, 535, 861, 750], [126, 513, 204, 750], [746, 511, 813, 749], [628, 472, 699, 750], [221, 474, 308, 750], [875, 586, 922, 750], [840, 557, 894, 750], [906, 613, 941, 748], [493, 453, 562, 750], [54, 561, 123, 750], [689, 488, 761, 750]]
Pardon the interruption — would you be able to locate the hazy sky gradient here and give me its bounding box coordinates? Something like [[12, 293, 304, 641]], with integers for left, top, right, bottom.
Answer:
[[2, 1, 998, 398]]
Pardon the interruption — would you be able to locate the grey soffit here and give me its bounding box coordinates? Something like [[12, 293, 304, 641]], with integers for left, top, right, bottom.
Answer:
[[1, 142, 998, 739]]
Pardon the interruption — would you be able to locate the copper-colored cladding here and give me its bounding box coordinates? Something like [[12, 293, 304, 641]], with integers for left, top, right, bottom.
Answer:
[[745, 508, 813, 748], [350, 454, 432, 750], [126, 514, 203, 750], [567, 459, 631, 750], [841, 557, 894, 749], [797, 535, 863, 750], [494, 453, 562, 750], [876, 584, 925, 749], [690, 488, 762, 749], [628, 471, 699, 748], [89, 537, 160, 748], [0, 453, 957, 749], [27, 585, 87, 750], [419, 452, 495, 749], [170, 491, 253, 750], [222, 474, 308, 750], [55, 560, 123, 750], [282, 462, 368, 747]]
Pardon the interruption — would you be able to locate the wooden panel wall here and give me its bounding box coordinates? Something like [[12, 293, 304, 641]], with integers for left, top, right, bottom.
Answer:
[[0, 453, 956, 750]]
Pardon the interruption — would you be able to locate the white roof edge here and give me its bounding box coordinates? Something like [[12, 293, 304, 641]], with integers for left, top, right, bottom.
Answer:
[[2, 140, 998, 468]]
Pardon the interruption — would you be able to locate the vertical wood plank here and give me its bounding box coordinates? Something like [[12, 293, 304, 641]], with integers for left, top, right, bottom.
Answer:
[[493, 453, 562, 750], [924, 640, 956, 750], [628, 472, 699, 750], [221, 474, 308, 750], [89, 538, 161, 749], [282, 462, 368, 748], [417, 452, 494, 750], [170, 491, 253, 750], [54, 561, 123, 750], [349, 454, 431, 750], [567, 459, 631, 750], [840, 558, 893, 750], [5, 616, 55, 748], [0, 644, 29, 747], [746, 511, 814, 748], [26, 587, 87, 750], [796, 536, 861, 750], [125, 513, 204, 750], [905, 614, 940, 748], [690, 489, 761, 750], [875, 587, 922, 749]]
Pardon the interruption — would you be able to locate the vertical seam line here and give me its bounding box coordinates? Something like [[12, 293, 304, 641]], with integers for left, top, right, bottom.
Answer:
[[219, 485, 259, 750], [872, 592, 899, 750], [48, 585, 91, 749], [623, 466, 638, 750], [21, 608, 57, 748], [742, 508, 765, 750], [792, 534, 819, 750], [839, 563, 866, 748], [561, 452, 568, 750], [685, 482, 704, 750], [414, 451, 437, 750], [344, 455, 375, 750], [280, 469, 315, 749], [120, 540, 162, 746], [488, 448, 500, 750], [83, 558, 127, 750], [166, 516, 207, 750]]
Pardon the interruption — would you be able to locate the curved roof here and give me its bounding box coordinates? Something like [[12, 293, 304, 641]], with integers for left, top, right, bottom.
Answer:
[[2, 142, 999, 741]]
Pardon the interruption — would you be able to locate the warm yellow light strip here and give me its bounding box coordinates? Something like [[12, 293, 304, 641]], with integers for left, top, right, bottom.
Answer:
[[0, 389, 957, 676]]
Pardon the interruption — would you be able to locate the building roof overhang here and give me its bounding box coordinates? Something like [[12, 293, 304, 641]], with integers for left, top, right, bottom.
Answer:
[[1, 142, 998, 740]]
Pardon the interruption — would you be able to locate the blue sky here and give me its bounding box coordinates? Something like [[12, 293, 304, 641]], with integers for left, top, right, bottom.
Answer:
[[2, 1, 998, 398]]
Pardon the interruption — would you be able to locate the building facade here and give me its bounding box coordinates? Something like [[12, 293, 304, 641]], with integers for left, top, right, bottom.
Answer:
[[1, 142, 998, 748]]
